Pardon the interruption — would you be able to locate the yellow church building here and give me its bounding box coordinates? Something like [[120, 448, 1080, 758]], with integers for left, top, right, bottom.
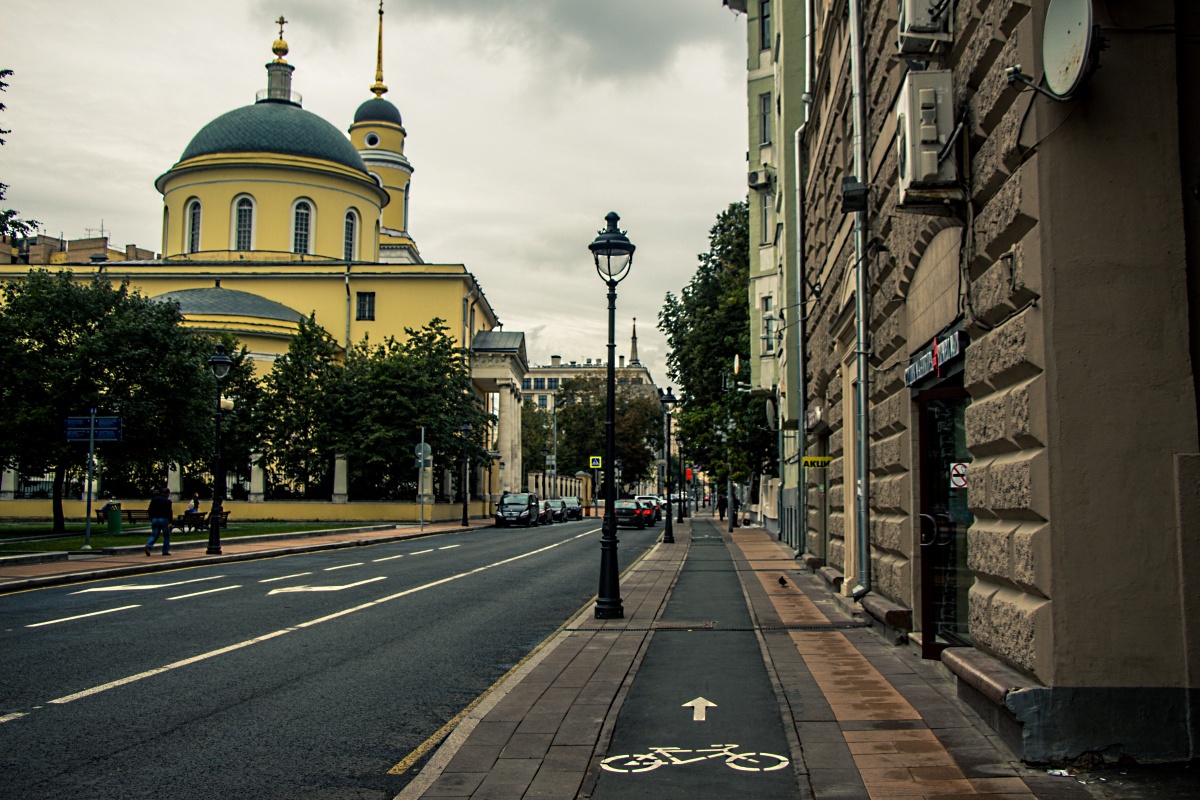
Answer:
[[0, 10, 550, 514]]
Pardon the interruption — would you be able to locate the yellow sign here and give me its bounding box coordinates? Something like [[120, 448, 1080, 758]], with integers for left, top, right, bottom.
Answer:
[[590, 456, 602, 468], [803, 456, 833, 468]]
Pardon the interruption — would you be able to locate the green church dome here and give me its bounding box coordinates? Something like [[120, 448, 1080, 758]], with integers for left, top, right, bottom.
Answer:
[[154, 286, 306, 323], [353, 97, 402, 126], [180, 101, 368, 173]]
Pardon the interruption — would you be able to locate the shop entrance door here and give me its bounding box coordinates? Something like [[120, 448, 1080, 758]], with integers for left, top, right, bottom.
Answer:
[[917, 386, 974, 660]]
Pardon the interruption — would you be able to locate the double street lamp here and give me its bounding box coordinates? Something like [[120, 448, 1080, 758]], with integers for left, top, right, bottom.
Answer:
[[659, 387, 677, 544], [589, 211, 635, 620], [206, 344, 233, 555]]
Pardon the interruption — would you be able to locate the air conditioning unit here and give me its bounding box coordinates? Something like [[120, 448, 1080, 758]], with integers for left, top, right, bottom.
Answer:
[[748, 169, 772, 189], [898, 0, 952, 54], [896, 69, 958, 208]]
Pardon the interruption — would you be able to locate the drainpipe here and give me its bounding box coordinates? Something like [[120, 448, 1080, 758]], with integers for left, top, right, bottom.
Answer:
[[794, 0, 814, 559], [344, 263, 352, 352], [849, 0, 871, 601]]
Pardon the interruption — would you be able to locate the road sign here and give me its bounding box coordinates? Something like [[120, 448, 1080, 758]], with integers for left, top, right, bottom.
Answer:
[[949, 462, 969, 489], [415, 443, 432, 458], [65, 416, 121, 430], [590, 456, 602, 468], [802, 456, 832, 468], [66, 429, 121, 442]]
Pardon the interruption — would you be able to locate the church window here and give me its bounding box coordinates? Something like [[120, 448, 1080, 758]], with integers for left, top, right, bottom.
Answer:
[[356, 292, 376, 321], [292, 200, 313, 254], [234, 197, 254, 250], [186, 200, 201, 254], [365, 133, 380, 147], [344, 210, 359, 261]]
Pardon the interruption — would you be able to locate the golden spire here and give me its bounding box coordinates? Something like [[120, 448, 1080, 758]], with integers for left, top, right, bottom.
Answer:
[[370, 1, 388, 97], [272, 15, 289, 62]]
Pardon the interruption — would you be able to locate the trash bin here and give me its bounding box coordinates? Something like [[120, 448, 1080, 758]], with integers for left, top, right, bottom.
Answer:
[[105, 502, 122, 536]]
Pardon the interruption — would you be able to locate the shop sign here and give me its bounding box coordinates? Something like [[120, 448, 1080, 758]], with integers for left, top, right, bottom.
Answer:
[[802, 456, 833, 468], [905, 332, 962, 386]]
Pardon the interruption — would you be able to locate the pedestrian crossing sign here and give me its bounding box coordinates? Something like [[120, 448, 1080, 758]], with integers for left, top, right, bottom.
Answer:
[[590, 456, 602, 468]]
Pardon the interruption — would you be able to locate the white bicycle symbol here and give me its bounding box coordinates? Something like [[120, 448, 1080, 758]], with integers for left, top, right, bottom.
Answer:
[[601, 743, 790, 773]]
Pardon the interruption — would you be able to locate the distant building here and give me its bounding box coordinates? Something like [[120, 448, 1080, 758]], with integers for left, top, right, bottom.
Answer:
[[522, 319, 659, 410]]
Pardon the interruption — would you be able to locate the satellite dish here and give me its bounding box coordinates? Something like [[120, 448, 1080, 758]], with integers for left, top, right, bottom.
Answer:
[[765, 397, 777, 431], [1042, 0, 1097, 98]]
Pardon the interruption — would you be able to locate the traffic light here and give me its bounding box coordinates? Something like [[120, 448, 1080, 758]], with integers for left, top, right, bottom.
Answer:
[[686, 468, 693, 481]]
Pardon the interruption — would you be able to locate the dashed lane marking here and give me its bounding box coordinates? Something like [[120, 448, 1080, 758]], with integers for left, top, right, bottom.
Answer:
[[259, 572, 312, 583], [26, 605, 141, 628], [324, 563, 363, 571], [168, 585, 241, 601]]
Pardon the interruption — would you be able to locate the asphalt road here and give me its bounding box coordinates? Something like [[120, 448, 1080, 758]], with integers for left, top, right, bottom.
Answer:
[[0, 518, 657, 799]]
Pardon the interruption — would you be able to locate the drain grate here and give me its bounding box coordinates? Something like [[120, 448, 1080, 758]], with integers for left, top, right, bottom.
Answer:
[[567, 622, 870, 632]]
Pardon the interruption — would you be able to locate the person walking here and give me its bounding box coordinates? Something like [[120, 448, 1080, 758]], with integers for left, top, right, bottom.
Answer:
[[717, 492, 728, 521], [145, 487, 174, 556]]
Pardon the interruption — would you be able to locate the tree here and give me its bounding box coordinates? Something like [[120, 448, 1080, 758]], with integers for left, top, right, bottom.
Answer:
[[337, 320, 492, 501], [552, 376, 662, 494], [0, 270, 213, 530], [257, 315, 341, 498], [658, 201, 775, 485], [1, 69, 38, 238], [520, 399, 552, 490]]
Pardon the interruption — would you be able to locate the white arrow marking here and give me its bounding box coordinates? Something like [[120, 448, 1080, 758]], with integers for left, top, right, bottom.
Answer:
[[268, 576, 386, 595], [72, 576, 224, 594], [682, 697, 717, 721]]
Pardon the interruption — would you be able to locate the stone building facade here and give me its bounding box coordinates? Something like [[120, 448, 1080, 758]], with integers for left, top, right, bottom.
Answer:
[[731, 0, 1200, 763]]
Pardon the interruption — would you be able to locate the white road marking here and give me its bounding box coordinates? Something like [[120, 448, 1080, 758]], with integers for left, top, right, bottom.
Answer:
[[372, 554, 404, 562], [324, 562, 363, 571], [26, 605, 141, 628], [409, 549, 434, 555], [438, 545, 460, 550], [72, 576, 224, 594], [41, 529, 600, 706], [267, 576, 387, 595], [682, 697, 717, 721], [258, 572, 313, 583], [167, 585, 241, 601], [0, 712, 28, 724]]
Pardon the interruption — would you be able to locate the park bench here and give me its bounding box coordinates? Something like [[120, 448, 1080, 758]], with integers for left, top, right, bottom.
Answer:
[[93, 508, 152, 526], [175, 510, 230, 532]]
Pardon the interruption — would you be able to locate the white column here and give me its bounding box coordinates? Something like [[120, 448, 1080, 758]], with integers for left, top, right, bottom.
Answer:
[[249, 452, 265, 502], [168, 464, 183, 501], [333, 455, 348, 503], [0, 468, 15, 500]]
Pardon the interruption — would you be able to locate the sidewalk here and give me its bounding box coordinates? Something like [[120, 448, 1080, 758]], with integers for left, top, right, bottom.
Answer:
[[0, 519, 491, 594], [398, 517, 1100, 800]]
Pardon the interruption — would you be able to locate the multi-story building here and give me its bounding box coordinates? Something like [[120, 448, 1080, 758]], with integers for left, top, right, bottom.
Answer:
[[521, 320, 658, 410], [728, 0, 1200, 764]]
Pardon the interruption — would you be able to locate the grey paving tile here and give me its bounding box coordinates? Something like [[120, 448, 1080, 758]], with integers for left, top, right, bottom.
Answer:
[[540, 745, 594, 772], [444, 744, 504, 774], [500, 733, 554, 759], [422, 771, 486, 797], [515, 710, 567, 735], [807, 766, 871, 799], [466, 720, 521, 747]]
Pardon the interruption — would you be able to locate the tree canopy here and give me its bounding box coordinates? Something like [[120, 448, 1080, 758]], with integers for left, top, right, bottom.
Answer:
[[1, 69, 38, 239]]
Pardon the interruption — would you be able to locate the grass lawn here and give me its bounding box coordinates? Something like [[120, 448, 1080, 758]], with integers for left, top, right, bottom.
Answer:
[[0, 521, 382, 553]]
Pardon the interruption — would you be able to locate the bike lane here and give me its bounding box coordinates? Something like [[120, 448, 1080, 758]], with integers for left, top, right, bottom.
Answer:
[[590, 521, 802, 799]]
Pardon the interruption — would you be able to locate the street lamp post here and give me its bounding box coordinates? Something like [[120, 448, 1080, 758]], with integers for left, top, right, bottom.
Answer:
[[460, 423, 471, 527], [589, 211, 635, 619], [541, 444, 550, 498], [207, 344, 233, 555], [660, 387, 677, 544]]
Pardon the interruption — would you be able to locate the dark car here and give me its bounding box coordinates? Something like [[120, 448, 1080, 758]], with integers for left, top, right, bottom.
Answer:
[[562, 497, 583, 520], [546, 499, 569, 523], [635, 495, 662, 522], [538, 500, 553, 525], [614, 499, 646, 529], [495, 492, 539, 527]]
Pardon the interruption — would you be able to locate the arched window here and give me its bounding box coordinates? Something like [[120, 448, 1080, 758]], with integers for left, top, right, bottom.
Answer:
[[292, 200, 312, 254], [186, 199, 202, 254], [234, 196, 255, 251], [343, 210, 359, 261]]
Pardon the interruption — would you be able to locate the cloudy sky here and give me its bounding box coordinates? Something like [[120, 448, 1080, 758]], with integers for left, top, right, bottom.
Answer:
[[2, 0, 748, 385]]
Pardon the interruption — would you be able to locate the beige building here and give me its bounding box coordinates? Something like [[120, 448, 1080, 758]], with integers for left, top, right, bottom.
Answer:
[[522, 319, 658, 410], [729, 0, 1200, 763]]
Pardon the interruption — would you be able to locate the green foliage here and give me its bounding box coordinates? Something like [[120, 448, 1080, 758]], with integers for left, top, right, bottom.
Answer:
[[658, 201, 775, 483], [0, 269, 213, 529], [520, 399, 552, 488], [338, 319, 492, 501], [1, 69, 38, 238], [257, 315, 341, 497], [551, 376, 662, 491]]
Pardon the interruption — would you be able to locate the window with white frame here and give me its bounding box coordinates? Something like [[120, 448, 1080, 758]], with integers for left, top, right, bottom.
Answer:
[[762, 296, 776, 353], [761, 191, 772, 244], [356, 291, 375, 321], [343, 210, 359, 261], [292, 200, 313, 254], [759, 92, 772, 144], [234, 196, 254, 251], [186, 200, 202, 254], [759, 0, 772, 50]]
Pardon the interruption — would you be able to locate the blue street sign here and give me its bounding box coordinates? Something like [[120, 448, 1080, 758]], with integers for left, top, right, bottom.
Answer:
[[65, 429, 122, 442], [65, 416, 122, 430]]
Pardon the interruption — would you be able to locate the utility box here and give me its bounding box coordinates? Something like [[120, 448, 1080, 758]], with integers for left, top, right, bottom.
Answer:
[[105, 502, 122, 535], [896, 69, 959, 208], [898, 0, 952, 54]]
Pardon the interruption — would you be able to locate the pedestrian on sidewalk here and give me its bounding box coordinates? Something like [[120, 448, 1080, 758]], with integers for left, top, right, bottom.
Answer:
[[145, 487, 173, 556], [717, 492, 727, 521]]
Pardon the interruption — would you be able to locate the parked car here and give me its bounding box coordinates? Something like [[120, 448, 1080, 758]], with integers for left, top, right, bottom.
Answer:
[[614, 499, 646, 529], [636, 498, 659, 525], [546, 499, 569, 523], [562, 496, 583, 520], [635, 495, 663, 522], [537, 500, 553, 525], [496, 492, 539, 527]]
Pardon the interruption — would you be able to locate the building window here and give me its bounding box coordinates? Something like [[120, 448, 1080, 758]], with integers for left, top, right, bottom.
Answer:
[[538, 395, 547, 409], [186, 200, 201, 254], [548, 378, 559, 390], [763, 296, 776, 353], [344, 210, 359, 261], [522, 378, 532, 391], [759, 0, 772, 51], [234, 197, 254, 251], [759, 92, 772, 144], [533, 377, 546, 390], [356, 291, 375, 321], [292, 200, 312, 254], [761, 191, 772, 244]]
